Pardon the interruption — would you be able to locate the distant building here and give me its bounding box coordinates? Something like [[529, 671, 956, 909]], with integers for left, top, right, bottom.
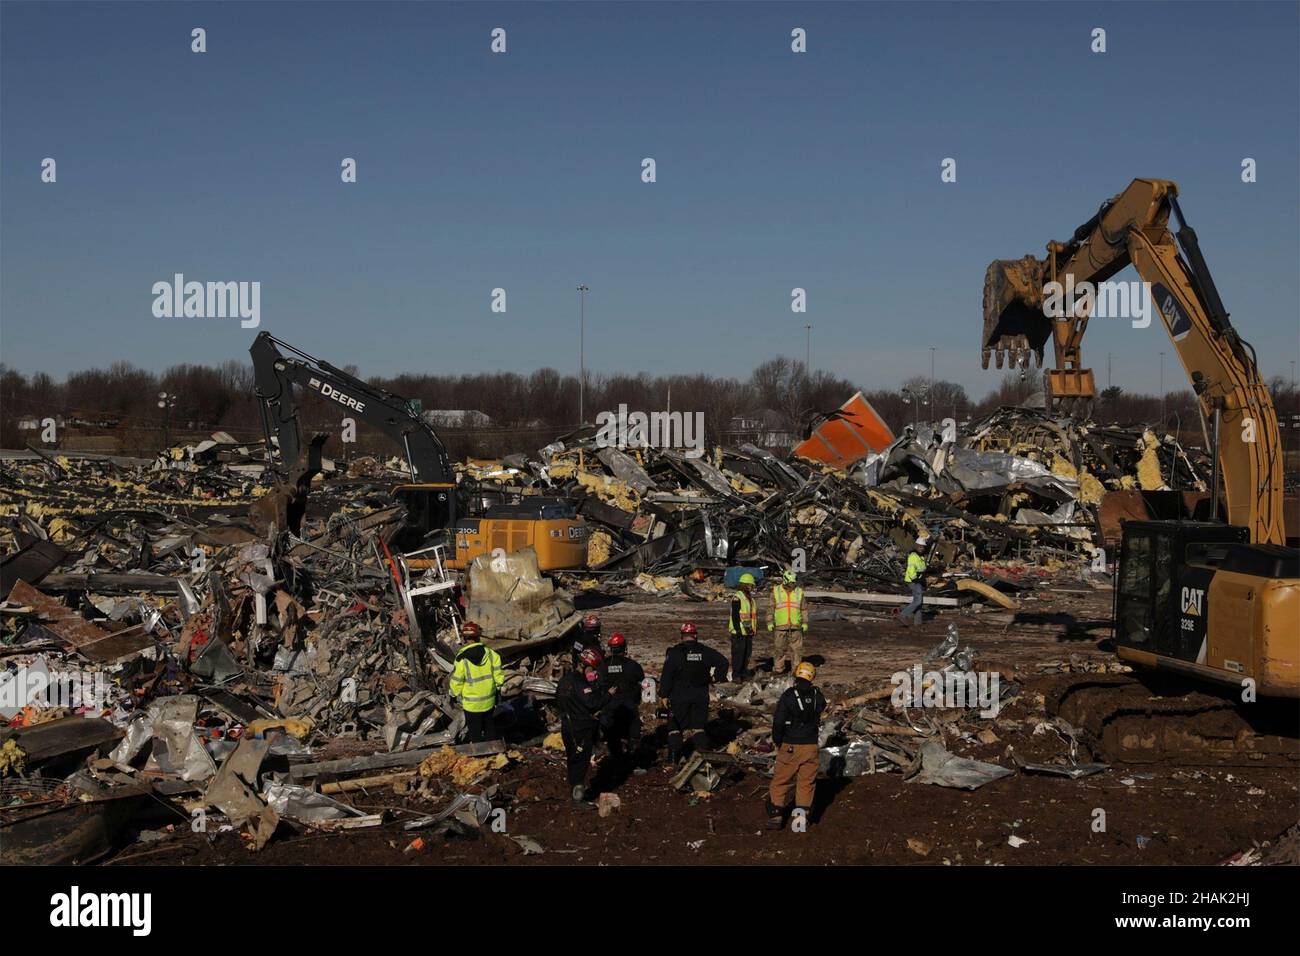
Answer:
[[423, 410, 493, 429], [726, 408, 796, 449]]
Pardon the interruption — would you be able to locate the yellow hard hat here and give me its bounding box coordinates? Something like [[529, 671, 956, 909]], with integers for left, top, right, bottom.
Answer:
[[782, 569, 797, 584], [738, 572, 756, 585], [794, 662, 816, 681]]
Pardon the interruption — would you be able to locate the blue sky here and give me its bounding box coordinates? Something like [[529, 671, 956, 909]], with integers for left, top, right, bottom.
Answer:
[[2, 0, 1297, 396]]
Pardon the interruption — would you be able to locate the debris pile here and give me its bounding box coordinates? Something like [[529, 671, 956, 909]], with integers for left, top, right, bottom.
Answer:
[[0, 404, 1219, 862], [0, 445, 583, 861], [457, 407, 1207, 593]]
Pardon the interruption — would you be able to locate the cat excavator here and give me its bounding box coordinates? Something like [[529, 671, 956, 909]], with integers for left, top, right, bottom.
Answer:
[[249, 332, 588, 571], [982, 178, 1298, 763]]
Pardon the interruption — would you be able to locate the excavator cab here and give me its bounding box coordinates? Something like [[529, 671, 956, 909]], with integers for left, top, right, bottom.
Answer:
[[1115, 520, 1298, 696], [392, 483, 456, 535], [1114, 521, 1246, 671]]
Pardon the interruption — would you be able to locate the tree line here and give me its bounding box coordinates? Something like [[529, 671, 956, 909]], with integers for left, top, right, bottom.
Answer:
[[2, 356, 1296, 461]]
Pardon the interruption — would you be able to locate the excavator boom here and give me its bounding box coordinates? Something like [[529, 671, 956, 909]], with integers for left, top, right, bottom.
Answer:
[[249, 332, 456, 535], [981, 178, 1285, 546]]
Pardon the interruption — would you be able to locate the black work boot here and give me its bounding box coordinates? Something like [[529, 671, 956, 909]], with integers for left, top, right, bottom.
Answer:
[[764, 800, 786, 830]]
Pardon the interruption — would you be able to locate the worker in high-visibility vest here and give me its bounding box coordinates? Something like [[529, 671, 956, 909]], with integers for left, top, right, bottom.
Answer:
[[900, 536, 930, 627], [767, 569, 808, 674], [450, 621, 506, 741], [728, 572, 758, 681]]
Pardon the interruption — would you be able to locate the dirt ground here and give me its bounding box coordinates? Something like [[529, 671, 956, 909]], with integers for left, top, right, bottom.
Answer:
[[108, 579, 1300, 867]]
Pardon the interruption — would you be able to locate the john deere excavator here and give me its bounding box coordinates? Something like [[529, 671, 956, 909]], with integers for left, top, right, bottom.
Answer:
[[983, 178, 1298, 763], [249, 332, 588, 571]]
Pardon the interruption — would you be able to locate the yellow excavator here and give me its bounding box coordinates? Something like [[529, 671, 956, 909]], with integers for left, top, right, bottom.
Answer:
[[983, 178, 1298, 763]]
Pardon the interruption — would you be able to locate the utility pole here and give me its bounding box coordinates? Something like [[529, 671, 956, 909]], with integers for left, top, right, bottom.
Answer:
[[804, 324, 812, 373], [929, 347, 936, 398], [1107, 352, 1113, 389], [576, 284, 589, 424]]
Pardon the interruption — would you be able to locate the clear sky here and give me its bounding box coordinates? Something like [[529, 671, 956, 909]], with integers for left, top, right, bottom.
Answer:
[[2, 0, 1297, 397]]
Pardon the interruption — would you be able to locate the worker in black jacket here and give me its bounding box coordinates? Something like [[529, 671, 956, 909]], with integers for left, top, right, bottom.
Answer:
[[766, 661, 827, 829], [571, 613, 603, 667], [556, 646, 610, 801], [599, 632, 645, 766], [659, 622, 728, 765]]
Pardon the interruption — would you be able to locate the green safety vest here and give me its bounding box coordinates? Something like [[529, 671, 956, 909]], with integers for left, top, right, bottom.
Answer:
[[729, 590, 757, 635], [771, 584, 804, 627], [450, 642, 505, 713], [905, 552, 927, 583]]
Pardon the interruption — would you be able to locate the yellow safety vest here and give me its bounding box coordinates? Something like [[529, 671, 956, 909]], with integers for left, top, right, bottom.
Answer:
[[771, 584, 803, 627], [450, 642, 505, 713], [729, 590, 757, 635], [905, 552, 927, 583]]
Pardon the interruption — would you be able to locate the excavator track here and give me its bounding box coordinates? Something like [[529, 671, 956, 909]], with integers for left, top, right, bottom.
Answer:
[[1044, 673, 1300, 767]]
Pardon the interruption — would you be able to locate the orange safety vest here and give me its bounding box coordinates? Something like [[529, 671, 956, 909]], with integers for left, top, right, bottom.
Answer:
[[771, 584, 803, 627]]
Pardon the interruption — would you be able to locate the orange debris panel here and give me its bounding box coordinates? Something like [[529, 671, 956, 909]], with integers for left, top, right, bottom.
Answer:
[[793, 392, 894, 469]]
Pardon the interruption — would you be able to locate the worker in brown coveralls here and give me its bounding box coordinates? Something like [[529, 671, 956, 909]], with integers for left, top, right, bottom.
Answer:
[[765, 661, 827, 830]]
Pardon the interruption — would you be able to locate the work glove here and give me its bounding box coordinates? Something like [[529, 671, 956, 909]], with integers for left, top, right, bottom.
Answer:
[[801, 623, 808, 632], [658, 698, 669, 710], [767, 623, 774, 632]]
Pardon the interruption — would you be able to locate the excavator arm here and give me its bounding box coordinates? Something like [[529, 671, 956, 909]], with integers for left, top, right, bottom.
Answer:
[[982, 178, 1285, 545], [249, 332, 457, 534]]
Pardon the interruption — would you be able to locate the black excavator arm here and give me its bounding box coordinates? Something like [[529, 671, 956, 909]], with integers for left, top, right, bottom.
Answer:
[[249, 331, 456, 534]]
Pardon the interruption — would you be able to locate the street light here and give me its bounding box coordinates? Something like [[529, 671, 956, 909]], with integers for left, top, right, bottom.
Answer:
[[157, 391, 177, 451], [576, 284, 589, 424], [901, 384, 929, 428]]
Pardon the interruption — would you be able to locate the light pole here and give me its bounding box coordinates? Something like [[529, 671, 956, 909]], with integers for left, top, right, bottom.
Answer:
[[902, 384, 928, 428], [576, 284, 589, 424], [929, 347, 936, 398], [804, 324, 812, 373], [1159, 351, 1166, 424], [157, 391, 177, 451]]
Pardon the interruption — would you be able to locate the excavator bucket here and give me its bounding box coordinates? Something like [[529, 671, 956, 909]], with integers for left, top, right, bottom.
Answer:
[[981, 255, 1051, 371], [250, 433, 327, 536]]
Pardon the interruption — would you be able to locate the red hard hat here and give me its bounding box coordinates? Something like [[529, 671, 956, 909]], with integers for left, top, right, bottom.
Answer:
[[582, 614, 601, 632], [461, 621, 481, 638], [608, 633, 627, 649], [580, 647, 604, 668], [680, 622, 698, 637]]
